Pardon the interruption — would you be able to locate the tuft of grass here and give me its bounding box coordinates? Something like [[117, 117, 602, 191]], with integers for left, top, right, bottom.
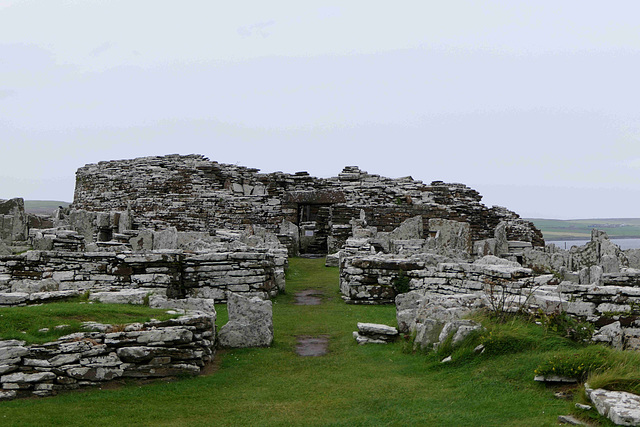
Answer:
[[534, 346, 609, 381], [586, 350, 640, 395]]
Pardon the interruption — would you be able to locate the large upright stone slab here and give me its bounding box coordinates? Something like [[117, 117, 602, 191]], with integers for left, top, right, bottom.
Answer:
[[0, 198, 28, 243], [153, 227, 178, 250], [218, 293, 273, 348]]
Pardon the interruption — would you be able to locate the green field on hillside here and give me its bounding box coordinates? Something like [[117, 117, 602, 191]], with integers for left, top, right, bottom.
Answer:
[[528, 218, 640, 241]]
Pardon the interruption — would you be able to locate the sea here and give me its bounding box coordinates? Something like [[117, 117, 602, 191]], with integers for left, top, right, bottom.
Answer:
[[546, 238, 640, 251]]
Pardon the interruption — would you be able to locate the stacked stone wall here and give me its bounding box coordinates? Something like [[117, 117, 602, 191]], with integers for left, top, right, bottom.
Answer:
[[0, 312, 214, 401], [71, 155, 543, 250], [0, 249, 286, 305], [340, 254, 640, 322]]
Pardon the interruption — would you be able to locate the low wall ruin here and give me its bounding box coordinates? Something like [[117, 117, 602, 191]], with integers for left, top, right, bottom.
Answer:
[[0, 312, 215, 401], [0, 248, 287, 306], [341, 252, 640, 317]]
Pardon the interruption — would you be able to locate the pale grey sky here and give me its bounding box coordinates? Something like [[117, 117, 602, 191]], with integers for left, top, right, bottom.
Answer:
[[1, 1, 639, 219]]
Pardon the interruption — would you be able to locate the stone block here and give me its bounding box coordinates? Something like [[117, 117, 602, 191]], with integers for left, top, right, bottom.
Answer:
[[218, 293, 273, 348]]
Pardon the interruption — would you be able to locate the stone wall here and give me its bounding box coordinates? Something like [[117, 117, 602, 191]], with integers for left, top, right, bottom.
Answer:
[[71, 155, 543, 254], [0, 312, 214, 401], [339, 254, 532, 305], [340, 253, 640, 323], [0, 248, 286, 305]]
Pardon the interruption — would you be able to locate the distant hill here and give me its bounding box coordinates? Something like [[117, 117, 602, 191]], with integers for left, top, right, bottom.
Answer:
[[527, 218, 640, 241], [24, 200, 71, 216]]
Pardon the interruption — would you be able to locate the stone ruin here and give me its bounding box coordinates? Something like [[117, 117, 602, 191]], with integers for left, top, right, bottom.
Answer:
[[336, 211, 640, 351], [0, 154, 543, 312], [70, 154, 543, 256], [3, 153, 640, 404]]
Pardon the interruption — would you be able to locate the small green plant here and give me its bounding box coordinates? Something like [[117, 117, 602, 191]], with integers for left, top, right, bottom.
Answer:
[[534, 347, 609, 380], [392, 270, 411, 294], [79, 290, 91, 302], [143, 292, 152, 307], [540, 310, 595, 342]]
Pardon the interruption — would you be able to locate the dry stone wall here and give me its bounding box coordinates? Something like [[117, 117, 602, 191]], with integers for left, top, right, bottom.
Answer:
[[0, 312, 214, 401], [0, 248, 286, 306], [71, 155, 543, 254], [341, 251, 640, 347], [341, 253, 640, 313]]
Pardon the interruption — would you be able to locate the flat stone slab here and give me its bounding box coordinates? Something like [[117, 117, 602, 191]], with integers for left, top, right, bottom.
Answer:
[[294, 290, 323, 306], [534, 375, 578, 383], [557, 415, 587, 425], [353, 332, 387, 345], [295, 335, 329, 357], [588, 387, 640, 426], [357, 322, 398, 336]]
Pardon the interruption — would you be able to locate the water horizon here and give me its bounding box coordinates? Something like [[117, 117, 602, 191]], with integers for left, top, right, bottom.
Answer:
[[546, 238, 640, 251]]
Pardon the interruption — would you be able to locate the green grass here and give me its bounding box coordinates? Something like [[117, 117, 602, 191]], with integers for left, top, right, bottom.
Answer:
[[23, 200, 71, 215], [528, 218, 640, 240], [0, 258, 616, 426], [0, 300, 178, 343]]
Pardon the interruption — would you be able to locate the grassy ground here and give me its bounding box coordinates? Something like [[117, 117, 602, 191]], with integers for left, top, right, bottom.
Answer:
[[528, 218, 640, 240], [0, 259, 607, 426], [0, 300, 179, 343]]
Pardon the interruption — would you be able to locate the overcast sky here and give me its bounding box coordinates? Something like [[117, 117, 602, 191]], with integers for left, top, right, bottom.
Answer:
[[1, 1, 639, 219]]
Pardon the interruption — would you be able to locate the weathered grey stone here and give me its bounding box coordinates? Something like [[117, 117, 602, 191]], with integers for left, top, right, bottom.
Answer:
[[494, 222, 509, 255], [116, 346, 154, 362], [325, 252, 340, 267], [49, 353, 81, 367], [218, 293, 273, 348], [136, 328, 193, 345], [0, 364, 18, 375], [1, 371, 55, 383], [557, 414, 587, 425], [0, 344, 28, 362], [592, 321, 623, 350], [0, 198, 28, 243], [11, 278, 59, 293], [588, 387, 640, 426], [0, 390, 17, 401], [66, 367, 124, 381], [0, 292, 28, 305], [438, 320, 483, 346], [89, 290, 149, 305], [129, 230, 154, 251], [427, 218, 471, 255], [148, 295, 216, 317], [0, 239, 11, 255], [357, 323, 398, 337], [413, 319, 445, 350], [353, 332, 387, 345], [533, 375, 578, 383], [153, 227, 178, 250]]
